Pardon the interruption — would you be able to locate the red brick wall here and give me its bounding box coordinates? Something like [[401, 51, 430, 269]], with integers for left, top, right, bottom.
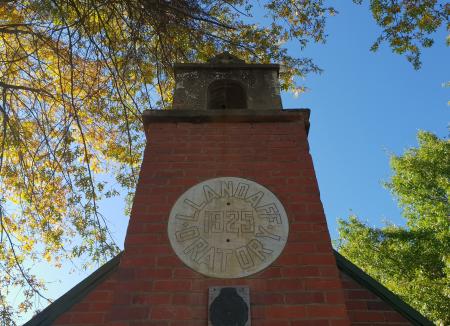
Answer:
[[339, 271, 411, 325], [53, 270, 118, 325], [113, 120, 349, 325], [55, 120, 352, 325]]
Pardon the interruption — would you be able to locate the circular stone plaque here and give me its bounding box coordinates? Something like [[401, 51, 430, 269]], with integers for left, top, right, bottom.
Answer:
[[168, 177, 289, 278]]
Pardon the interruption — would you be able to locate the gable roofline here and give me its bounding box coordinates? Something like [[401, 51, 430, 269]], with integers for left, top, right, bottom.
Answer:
[[334, 250, 433, 326], [24, 251, 432, 326], [24, 253, 122, 326]]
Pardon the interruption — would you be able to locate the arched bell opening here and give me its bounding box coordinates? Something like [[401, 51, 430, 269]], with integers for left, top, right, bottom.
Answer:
[[207, 79, 247, 110]]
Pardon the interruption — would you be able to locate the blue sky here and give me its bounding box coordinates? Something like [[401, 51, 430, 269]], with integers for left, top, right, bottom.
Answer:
[[288, 2, 449, 240], [19, 1, 448, 323]]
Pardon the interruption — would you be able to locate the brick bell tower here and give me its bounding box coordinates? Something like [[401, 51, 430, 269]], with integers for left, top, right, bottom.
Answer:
[[30, 53, 429, 326], [110, 52, 351, 324]]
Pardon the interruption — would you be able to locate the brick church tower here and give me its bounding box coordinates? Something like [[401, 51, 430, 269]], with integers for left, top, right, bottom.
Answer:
[[26, 53, 431, 325]]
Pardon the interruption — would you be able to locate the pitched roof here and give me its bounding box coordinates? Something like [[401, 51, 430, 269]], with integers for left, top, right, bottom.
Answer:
[[25, 251, 432, 326], [24, 253, 122, 326], [334, 251, 433, 325]]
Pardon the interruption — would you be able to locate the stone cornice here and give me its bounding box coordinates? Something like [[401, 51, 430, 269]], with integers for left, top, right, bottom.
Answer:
[[142, 109, 310, 134]]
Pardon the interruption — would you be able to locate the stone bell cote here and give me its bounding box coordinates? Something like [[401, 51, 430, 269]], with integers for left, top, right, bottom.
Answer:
[[172, 52, 283, 110]]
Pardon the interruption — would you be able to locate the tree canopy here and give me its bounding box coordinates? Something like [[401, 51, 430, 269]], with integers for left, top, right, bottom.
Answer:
[[337, 131, 450, 325], [0, 0, 448, 323], [354, 0, 449, 69]]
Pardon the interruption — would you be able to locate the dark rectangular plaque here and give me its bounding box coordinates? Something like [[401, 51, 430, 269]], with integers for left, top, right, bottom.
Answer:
[[208, 286, 251, 326]]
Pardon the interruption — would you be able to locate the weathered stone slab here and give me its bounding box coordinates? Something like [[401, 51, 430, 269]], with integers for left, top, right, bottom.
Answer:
[[168, 177, 289, 278]]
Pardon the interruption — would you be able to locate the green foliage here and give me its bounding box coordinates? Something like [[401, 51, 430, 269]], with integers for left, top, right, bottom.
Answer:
[[337, 131, 450, 324], [354, 0, 449, 69]]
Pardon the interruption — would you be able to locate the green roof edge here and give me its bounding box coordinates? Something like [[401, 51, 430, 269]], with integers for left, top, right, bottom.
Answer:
[[333, 250, 433, 326], [24, 252, 122, 326], [23, 250, 432, 326]]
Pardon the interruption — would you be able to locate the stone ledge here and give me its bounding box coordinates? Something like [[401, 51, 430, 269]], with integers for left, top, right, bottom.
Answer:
[[142, 109, 310, 133]]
